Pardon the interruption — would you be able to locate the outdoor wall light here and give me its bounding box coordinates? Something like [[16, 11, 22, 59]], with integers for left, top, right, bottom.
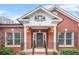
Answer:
[[27, 29, 29, 32], [38, 30, 41, 33], [78, 23, 79, 27], [11, 28, 14, 31], [65, 28, 68, 31]]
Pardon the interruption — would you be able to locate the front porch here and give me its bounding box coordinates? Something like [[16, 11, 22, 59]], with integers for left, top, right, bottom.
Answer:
[[22, 27, 57, 55]]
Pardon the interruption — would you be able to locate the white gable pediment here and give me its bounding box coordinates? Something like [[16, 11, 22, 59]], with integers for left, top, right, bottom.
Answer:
[[19, 6, 62, 27]]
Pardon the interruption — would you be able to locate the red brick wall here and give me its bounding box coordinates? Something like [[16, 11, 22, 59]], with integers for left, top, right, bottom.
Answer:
[[27, 28, 32, 49], [48, 28, 54, 48], [51, 10, 79, 49], [0, 27, 24, 32]]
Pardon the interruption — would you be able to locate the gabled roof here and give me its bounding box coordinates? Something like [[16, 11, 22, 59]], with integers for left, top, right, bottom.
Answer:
[[18, 6, 62, 21], [49, 5, 79, 23]]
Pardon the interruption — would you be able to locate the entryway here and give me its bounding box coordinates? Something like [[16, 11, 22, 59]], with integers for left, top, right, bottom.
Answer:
[[33, 32, 46, 48], [32, 32, 47, 54], [37, 33, 43, 47]]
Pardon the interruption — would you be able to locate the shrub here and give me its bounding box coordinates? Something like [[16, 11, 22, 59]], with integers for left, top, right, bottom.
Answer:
[[60, 49, 79, 55], [0, 47, 16, 55], [53, 51, 58, 55]]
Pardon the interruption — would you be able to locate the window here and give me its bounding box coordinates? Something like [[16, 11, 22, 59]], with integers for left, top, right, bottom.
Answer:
[[14, 32, 20, 45], [7, 32, 13, 45], [66, 32, 72, 45], [58, 32, 64, 45], [6, 32, 21, 47], [57, 32, 74, 47], [35, 15, 45, 22]]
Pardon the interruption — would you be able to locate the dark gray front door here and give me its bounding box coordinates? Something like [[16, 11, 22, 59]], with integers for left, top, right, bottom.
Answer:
[[37, 33, 43, 47]]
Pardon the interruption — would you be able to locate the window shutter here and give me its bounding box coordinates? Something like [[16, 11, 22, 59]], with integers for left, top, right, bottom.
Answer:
[[56, 32, 59, 49], [74, 32, 77, 47]]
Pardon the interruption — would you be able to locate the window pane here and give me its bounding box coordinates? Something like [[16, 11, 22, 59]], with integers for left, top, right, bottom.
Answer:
[[66, 32, 72, 45], [14, 32, 20, 45], [58, 32, 64, 38], [59, 38, 64, 45], [15, 32, 20, 38], [7, 32, 13, 45], [15, 38, 20, 45], [7, 32, 12, 39], [58, 32, 65, 45], [7, 39, 13, 45], [66, 39, 71, 45], [66, 32, 72, 38]]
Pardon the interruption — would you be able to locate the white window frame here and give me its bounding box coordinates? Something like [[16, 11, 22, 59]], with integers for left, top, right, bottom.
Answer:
[[58, 32, 74, 47], [5, 32, 21, 47]]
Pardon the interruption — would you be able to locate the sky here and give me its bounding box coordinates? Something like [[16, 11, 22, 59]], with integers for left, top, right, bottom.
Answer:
[[0, 4, 79, 22]]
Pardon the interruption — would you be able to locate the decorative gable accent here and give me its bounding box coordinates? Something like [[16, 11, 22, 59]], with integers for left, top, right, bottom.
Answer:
[[18, 6, 62, 26]]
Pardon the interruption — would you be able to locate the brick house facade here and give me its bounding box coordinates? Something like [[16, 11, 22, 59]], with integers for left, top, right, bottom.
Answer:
[[0, 6, 79, 55]]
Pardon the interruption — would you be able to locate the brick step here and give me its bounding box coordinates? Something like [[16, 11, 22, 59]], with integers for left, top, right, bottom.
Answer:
[[27, 52, 53, 55], [34, 52, 46, 55]]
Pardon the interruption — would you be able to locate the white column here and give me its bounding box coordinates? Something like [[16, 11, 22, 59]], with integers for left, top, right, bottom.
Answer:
[[54, 26, 57, 51], [24, 25, 27, 52]]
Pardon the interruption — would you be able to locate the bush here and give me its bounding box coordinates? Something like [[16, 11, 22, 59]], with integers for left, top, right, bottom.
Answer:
[[60, 49, 79, 55], [53, 51, 58, 55], [0, 47, 16, 55]]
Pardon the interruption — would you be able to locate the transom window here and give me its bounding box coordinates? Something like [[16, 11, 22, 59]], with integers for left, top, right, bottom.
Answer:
[[57, 32, 74, 47], [6, 32, 21, 47]]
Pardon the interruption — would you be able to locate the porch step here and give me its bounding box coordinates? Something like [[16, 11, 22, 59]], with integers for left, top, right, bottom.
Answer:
[[27, 52, 53, 55], [21, 49, 58, 55], [33, 52, 46, 55]]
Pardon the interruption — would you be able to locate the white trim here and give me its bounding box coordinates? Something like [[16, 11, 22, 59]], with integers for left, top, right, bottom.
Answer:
[[5, 45, 20, 47], [59, 45, 74, 47], [53, 26, 57, 50], [24, 26, 27, 52], [0, 25, 23, 27], [31, 26, 48, 29], [49, 6, 79, 23], [33, 32, 37, 46]]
